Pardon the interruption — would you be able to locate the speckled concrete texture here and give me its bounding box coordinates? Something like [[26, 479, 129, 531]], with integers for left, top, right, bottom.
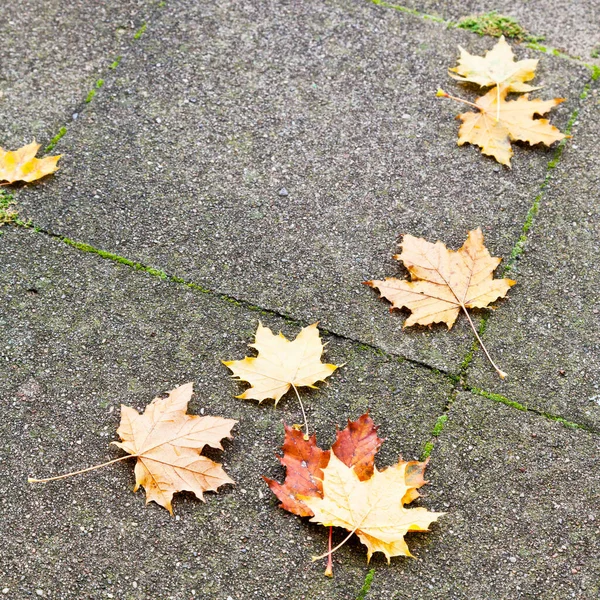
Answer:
[[395, 0, 600, 62], [16, 0, 589, 373], [0, 0, 150, 148], [368, 393, 600, 599], [468, 84, 600, 430], [0, 229, 451, 599], [3, 0, 600, 597]]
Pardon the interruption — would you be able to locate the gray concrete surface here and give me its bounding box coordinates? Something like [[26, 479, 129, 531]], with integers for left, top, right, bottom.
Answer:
[[468, 84, 600, 430], [0, 0, 151, 148], [369, 393, 600, 599], [16, 0, 589, 373], [0, 228, 452, 599], [396, 0, 600, 61], [2, 0, 599, 598]]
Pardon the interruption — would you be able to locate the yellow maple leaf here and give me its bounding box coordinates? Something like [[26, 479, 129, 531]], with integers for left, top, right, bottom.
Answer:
[[449, 35, 539, 92], [0, 141, 61, 184], [303, 453, 444, 563], [366, 228, 515, 377], [455, 86, 565, 166], [112, 382, 236, 514], [223, 322, 339, 404]]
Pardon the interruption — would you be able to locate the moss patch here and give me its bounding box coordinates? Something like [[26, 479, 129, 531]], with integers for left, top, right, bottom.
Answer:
[[458, 11, 542, 42], [0, 191, 18, 226]]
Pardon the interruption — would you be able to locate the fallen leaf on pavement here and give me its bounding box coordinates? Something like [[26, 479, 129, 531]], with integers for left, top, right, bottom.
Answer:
[[265, 413, 440, 574], [366, 228, 515, 378], [29, 383, 237, 514], [449, 35, 539, 92], [0, 141, 61, 184]]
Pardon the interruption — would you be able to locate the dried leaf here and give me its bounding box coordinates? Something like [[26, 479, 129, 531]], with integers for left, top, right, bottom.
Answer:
[[113, 382, 236, 514], [303, 453, 444, 563], [264, 413, 382, 516], [456, 87, 565, 166], [266, 414, 440, 567], [449, 35, 539, 92], [223, 322, 339, 404], [367, 228, 515, 329], [331, 413, 383, 481], [0, 141, 61, 184], [263, 425, 330, 517], [366, 228, 515, 377]]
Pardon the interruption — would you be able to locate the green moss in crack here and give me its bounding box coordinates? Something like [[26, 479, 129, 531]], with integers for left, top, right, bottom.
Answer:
[[368, 0, 446, 24], [85, 89, 96, 103], [44, 127, 67, 153], [0, 191, 18, 226], [458, 11, 541, 42], [134, 22, 147, 40], [470, 387, 527, 411], [356, 568, 375, 600], [109, 55, 122, 70], [421, 441, 434, 460], [432, 414, 448, 436]]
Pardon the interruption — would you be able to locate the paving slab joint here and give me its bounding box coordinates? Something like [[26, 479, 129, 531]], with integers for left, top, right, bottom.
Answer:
[[468, 386, 599, 434], [420, 389, 457, 459], [10, 221, 454, 378], [356, 568, 376, 600], [32, 0, 167, 160], [367, 0, 597, 68]]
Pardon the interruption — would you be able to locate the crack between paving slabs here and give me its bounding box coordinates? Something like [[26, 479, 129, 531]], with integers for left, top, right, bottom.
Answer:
[[7, 220, 452, 381], [367, 0, 600, 70], [416, 73, 600, 461], [34, 0, 167, 157]]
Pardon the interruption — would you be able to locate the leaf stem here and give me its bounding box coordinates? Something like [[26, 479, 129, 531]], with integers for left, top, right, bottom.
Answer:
[[312, 526, 359, 562], [291, 383, 310, 440], [460, 304, 507, 379], [28, 454, 134, 483], [324, 526, 334, 577], [437, 89, 480, 110]]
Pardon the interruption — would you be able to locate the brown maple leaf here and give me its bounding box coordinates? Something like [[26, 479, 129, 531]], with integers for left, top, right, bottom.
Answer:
[[0, 141, 61, 184], [265, 414, 438, 573], [264, 413, 383, 517], [29, 383, 237, 514], [112, 382, 237, 514], [366, 228, 515, 378]]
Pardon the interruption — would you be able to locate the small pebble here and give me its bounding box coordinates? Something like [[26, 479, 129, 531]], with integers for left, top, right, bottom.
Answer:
[[278, 187, 289, 196], [2, 589, 9, 595], [493, 167, 500, 172], [36, 591, 44, 597], [189, 97, 197, 103]]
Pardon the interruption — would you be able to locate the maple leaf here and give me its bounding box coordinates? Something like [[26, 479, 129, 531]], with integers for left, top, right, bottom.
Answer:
[[265, 413, 439, 571], [223, 322, 339, 405], [366, 228, 515, 377], [263, 425, 330, 517], [0, 141, 61, 184], [303, 453, 444, 563], [30, 383, 237, 515], [451, 86, 566, 166], [112, 382, 236, 514], [264, 413, 382, 517], [449, 35, 539, 93]]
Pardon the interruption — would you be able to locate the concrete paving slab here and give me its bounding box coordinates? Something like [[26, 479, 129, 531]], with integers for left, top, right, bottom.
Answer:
[[468, 86, 600, 430], [368, 392, 600, 599], [0, 228, 453, 599], [16, 0, 589, 373], [0, 0, 149, 148], [392, 0, 600, 62]]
